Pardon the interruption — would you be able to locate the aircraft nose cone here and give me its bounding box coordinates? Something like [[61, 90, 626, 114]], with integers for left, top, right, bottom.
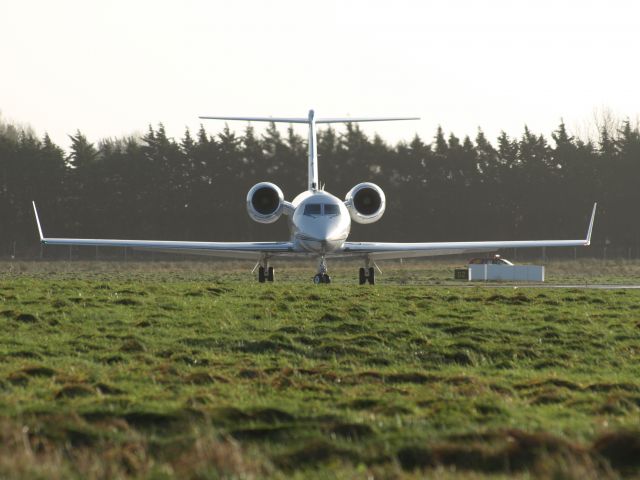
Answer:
[[316, 222, 343, 242]]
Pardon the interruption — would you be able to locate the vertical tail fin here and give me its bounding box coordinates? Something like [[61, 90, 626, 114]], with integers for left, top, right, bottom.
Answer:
[[307, 110, 318, 191]]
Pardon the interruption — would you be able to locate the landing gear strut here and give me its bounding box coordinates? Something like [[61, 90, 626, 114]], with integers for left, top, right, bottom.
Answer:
[[313, 256, 331, 284]]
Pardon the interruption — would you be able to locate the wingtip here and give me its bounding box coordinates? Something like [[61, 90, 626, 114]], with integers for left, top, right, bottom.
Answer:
[[585, 202, 597, 245], [32, 201, 44, 241]]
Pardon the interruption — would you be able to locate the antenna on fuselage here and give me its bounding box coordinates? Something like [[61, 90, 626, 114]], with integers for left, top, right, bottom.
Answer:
[[198, 111, 420, 193]]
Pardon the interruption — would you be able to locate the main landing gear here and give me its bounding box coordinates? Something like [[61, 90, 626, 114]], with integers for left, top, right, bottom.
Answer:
[[359, 266, 375, 285], [257, 259, 274, 283], [313, 256, 331, 284]]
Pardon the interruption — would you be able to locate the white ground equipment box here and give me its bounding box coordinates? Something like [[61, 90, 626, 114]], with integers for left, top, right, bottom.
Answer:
[[455, 255, 545, 282], [468, 264, 545, 282]]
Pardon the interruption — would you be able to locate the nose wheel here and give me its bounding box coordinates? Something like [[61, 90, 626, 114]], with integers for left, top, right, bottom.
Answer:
[[313, 273, 331, 284], [313, 256, 331, 284]]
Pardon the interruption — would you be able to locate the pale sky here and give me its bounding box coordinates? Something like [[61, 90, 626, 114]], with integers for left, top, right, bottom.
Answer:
[[1, 0, 639, 151]]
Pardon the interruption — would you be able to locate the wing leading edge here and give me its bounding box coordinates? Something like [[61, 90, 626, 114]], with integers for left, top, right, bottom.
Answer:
[[32, 202, 298, 260], [340, 203, 597, 261]]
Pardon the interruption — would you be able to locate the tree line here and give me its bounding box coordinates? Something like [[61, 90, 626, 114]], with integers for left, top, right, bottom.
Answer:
[[1, 115, 639, 259]]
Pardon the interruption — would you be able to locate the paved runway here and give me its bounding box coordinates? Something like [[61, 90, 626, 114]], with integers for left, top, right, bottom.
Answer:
[[445, 283, 640, 290]]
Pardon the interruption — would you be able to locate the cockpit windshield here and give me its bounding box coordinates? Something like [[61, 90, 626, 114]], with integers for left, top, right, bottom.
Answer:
[[303, 203, 341, 217], [303, 204, 321, 216], [324, 204, 339, 216]]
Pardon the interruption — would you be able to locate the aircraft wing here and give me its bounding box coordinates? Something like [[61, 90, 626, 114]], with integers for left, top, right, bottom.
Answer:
[[32, 202, 297, 260], [340, 203, 597, 261]]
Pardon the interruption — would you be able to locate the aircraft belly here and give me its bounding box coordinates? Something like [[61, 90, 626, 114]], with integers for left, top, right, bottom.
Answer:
[[295, 237, 344, 254]]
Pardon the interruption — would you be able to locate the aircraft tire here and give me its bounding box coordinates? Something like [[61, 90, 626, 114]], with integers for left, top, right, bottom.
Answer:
[[267, 267, 274, 282], [359, 268, 366, 285], [368, 267, 375, 285], [258, 266, 266, 283]]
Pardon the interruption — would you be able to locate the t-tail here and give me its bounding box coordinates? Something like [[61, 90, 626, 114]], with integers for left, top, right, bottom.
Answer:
[[199, 110, 420, 192]]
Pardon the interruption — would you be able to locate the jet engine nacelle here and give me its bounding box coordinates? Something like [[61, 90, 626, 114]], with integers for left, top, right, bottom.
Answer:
[[246, 182, 285, 224], [344, 182, 386, 224]]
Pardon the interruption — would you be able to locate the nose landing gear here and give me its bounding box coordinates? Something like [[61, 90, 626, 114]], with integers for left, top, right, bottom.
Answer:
[[313, 256, 331, 284], [313, 273, 331, 284]]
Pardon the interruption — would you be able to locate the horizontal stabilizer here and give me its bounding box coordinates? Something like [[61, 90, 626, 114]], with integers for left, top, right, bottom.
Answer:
[[200, 109, 420, 192], [199, 115, 420, 124], [199, 115, 309, 124], [316, 117, 420, 124]]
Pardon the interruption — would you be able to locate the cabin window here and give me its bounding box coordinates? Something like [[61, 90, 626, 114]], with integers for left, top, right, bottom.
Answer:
[[324, 204, 339, 216], [303, 204, 321, 216]]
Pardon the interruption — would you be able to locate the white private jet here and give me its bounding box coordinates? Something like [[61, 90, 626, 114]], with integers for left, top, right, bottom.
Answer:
[[32, 110, 596, 284]]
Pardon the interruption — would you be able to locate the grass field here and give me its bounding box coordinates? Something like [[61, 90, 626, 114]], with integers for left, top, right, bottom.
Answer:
[[1, 260, 640, 479]]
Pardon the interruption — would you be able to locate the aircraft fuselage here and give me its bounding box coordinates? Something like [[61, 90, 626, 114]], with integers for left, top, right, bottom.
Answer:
[[290, 190, 351, 254]]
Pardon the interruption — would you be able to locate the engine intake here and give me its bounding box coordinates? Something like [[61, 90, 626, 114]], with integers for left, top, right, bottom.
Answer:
[[345, 182, 386, 224], [246, 182, 285, 223]]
